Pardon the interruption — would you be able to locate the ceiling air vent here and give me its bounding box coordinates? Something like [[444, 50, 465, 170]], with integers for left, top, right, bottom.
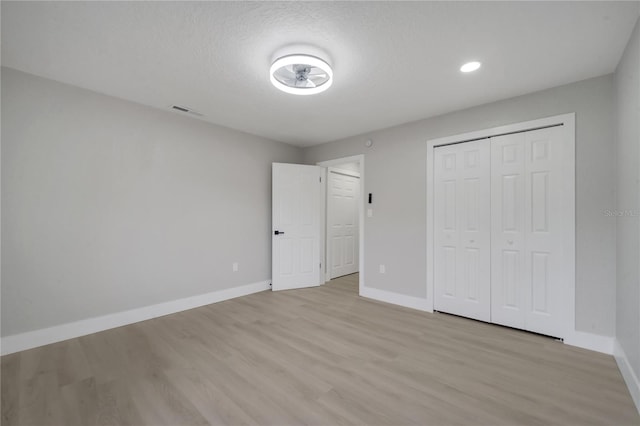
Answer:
[[171, 105, 204, 117]]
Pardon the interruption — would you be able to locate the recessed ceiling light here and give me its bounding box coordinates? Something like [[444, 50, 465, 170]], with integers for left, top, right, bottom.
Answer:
[[460, 61, 482, 73], [270, 54, 333, 95]]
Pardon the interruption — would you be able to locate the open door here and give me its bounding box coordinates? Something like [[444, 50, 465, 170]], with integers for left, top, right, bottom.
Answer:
[[272, 163, 322, 291]]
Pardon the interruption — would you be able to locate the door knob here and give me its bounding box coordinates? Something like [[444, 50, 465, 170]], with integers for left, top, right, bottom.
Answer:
[[274, 230, 285, 235]]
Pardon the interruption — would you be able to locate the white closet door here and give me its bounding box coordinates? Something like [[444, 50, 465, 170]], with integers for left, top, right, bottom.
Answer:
[[434, 140, 491, 322], [491, 127, 565, 337], [491, 133, 527, 329], [523, 127, 565, 337]]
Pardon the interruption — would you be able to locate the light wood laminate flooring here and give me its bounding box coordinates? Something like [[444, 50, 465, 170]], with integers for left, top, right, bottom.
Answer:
[[2, 273, 639, 425]]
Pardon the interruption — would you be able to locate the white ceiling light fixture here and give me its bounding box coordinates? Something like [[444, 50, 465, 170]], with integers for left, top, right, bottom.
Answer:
[[270, 54, 333, 95], [460, 61, 482, 73]]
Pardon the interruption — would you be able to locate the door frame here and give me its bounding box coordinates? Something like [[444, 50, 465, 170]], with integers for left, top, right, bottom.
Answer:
[[426, 113, 575, 338], [326, 166, 361, 281], [317, 155, 365, 296]]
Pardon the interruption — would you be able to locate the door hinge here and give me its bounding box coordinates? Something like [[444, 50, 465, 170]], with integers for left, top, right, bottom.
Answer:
[[320, 262, 322, 269]]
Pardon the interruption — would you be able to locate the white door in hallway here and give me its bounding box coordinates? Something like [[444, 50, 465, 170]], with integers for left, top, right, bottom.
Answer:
[[434, 140, 492, 321], [272, 163, 322, 291], [491, 127, 566, 337], [327, 168, 360, 279]]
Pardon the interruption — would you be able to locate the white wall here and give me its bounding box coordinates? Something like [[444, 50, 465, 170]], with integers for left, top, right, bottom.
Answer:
[[615, 16, 640, 399], [304, 74, 616, 337], [1, 67, 302, 337]]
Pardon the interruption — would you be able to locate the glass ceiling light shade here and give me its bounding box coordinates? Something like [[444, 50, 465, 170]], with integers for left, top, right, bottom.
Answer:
[[270, 54, 333, 95]]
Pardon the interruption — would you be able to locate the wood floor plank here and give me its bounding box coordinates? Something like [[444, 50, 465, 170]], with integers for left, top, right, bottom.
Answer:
[[95, 379, 145, 426], [126, 370, 210, 426], [1, 353, 20, 425], [2, 273, 638, 425], [163, 367, 258, 426], [59, 377, 98, 426]]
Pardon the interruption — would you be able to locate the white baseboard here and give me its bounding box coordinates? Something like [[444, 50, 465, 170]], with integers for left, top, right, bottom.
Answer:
[[360, 285, 432, 312], [614, 339, 640, 414], [1, 280, 271, 356], [564, 330, 614, 355]]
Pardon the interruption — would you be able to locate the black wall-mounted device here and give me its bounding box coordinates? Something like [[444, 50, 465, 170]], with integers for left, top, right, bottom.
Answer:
[[368, 193, 372, 204]]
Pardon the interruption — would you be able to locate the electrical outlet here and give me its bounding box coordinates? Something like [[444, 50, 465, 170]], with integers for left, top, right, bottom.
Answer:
[[367, 208, 373, 218], [232, 262, 239, 272], [379, 264, 386, 274]]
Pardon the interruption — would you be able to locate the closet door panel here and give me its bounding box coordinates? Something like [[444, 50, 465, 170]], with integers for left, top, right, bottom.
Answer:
[[434, 140, 491, 321], [491, 133, 527, 329], [491, 127, 565, 338], [435, 146, 459, 310], [524, 127, 565, 337]]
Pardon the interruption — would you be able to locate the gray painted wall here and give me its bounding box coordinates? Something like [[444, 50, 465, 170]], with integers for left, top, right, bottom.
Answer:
[[1, 68, 302, 337], [615, 18, 640, 383], [304, 74, 616, 337]]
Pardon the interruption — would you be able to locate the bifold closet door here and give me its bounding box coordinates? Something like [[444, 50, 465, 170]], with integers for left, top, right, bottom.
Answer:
[[434, 140, 491, 322], [490, 133, 527, 330], [491, 127, 565, 338]]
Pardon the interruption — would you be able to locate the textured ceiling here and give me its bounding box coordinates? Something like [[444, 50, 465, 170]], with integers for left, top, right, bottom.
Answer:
[[2, 1, 639, 147]]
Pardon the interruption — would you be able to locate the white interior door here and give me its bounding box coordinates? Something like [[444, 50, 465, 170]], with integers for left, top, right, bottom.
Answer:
[[327, 168, 360, 279], [434, 140, 491, 321], [491, 127, 565, 337], [272, 163, 322, 291]]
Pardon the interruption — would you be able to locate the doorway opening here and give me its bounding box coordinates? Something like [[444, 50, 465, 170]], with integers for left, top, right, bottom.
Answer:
[[317, 155, 365, 296]]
